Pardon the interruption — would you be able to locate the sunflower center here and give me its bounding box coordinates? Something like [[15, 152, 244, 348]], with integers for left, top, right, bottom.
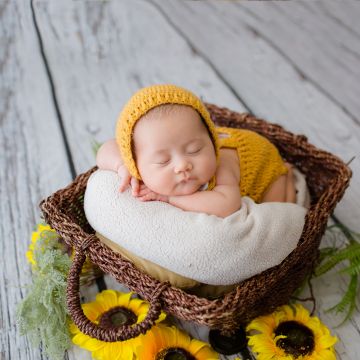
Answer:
[[155, 347, 196, 360], [99, 306, 137, 328], [275, 320, 315, 358]]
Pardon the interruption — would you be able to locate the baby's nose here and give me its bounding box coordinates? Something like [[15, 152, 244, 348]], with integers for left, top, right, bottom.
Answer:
[[174, 159, 192, 173]]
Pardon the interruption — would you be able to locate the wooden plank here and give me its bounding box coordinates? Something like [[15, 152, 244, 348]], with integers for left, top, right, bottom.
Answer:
[[153, 0, 360, 232], [31, 0, 360, 358], [0, 1, 72, 359], [0, 1, 96, 359], [234, 0, 360, 122], [306, 0, 360, 39]]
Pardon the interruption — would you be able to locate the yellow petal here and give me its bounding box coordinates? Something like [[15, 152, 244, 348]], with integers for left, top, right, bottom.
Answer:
[[188, 338, 207, 354], [72, 333, 103, 352], [38, 224, 52, 232], [82, 303, 104, 322], [31, 232, 39, 243], [194, 346, 219, 359], [68, 322, 79, 335], [293, 304, 311, 324], [128, 299, 148, 317], [26, 251, 35, 265], [93, 341, 134, 360], [247, 316, 276, 336], [157, 311, 167, 323], [95, 289, 119, 310], [189, 339, 219, 359], [315, 333, 338, 351], [281, 304, 295, 321], [116, 291, 133, 308]]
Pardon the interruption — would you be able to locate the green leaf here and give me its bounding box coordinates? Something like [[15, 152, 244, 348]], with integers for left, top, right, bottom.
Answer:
[[340, 256, 360, 276], [315, 243, 360, 276], [326, 274, 358, 326], [318, 247, 339, 263], [314, 223, 360, 325], [91, 139, 102, 156]]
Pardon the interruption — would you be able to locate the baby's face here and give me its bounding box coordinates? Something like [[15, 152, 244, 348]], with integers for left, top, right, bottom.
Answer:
[[133, 105, 217, 196]]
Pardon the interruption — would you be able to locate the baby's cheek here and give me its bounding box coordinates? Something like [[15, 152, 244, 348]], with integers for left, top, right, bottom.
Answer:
[[142, 169, 168, 192], [155, 173, 172, 191], [201, 157, 217, 177]]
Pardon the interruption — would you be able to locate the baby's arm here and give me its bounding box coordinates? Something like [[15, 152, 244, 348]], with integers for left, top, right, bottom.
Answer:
[[168, 184, 241, 218], [96, 139, 140, 194], [96, 139, 123, 172]]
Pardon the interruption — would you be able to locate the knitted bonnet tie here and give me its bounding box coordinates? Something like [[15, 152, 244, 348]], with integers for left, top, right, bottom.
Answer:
[[115, 84, 220, 180]]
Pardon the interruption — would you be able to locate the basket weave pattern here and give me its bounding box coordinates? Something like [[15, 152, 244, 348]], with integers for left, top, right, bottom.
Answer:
[[40, 104, 351, 342]]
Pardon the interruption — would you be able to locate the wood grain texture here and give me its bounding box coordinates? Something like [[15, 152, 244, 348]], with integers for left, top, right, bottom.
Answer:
[[153, 0, 360, 232], [0, 1, 73, 359], [0, 1, 96, 359], [2, 0, 360, 359], [237, 0, 360, 122]]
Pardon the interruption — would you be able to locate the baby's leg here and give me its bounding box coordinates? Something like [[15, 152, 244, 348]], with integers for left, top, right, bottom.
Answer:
[[261, 163, 296, 203], [261, 174, 286, 203], [284, 163, 296, 203]]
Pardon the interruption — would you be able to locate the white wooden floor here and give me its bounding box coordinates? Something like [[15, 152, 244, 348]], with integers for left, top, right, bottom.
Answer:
[[1, 1, 360, 359]]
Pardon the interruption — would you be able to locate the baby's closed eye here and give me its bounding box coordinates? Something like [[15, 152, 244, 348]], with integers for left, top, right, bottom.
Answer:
[[187, 147, 202, 154], [154, 158, 170, 165]]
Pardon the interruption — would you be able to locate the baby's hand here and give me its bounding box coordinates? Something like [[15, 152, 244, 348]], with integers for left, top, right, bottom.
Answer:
[[136, 185, 169, 203], [117, 165, 140, 196]]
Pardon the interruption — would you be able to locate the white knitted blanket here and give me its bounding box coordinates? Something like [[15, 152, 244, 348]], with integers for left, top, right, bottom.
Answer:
[[84, 170, 308, 285]]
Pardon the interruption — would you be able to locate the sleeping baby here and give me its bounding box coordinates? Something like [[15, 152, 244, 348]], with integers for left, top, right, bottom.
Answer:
[[96, 84, 297, 218]]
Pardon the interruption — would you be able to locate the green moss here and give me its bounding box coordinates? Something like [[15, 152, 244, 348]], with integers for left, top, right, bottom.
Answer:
[[16, 235, 72, 360]]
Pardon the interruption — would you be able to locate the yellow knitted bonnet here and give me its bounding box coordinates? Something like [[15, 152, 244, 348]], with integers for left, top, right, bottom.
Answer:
[[116, 84, 220, 180]]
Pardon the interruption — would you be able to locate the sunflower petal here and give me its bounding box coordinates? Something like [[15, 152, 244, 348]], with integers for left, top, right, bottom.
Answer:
[[95, 289, 119, 310], [72, 333, 104, 352], [82, 303, 104, 322], [116, 291, 133, 308]]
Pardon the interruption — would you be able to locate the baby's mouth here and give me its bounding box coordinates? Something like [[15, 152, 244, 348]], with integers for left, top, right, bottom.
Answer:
[[180, 175, 194, 183]]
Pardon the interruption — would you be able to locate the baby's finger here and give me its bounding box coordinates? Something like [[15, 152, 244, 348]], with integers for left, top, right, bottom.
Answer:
[[137, 187, 152, 197], [138, 193, 155, 202], [131, 178, 140, 196], [119, 174, 131, 192], [138, 195, 150, 202]]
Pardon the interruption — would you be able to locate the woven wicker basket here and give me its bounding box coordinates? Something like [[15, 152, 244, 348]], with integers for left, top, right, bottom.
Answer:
[[40, 104, 351, 342]]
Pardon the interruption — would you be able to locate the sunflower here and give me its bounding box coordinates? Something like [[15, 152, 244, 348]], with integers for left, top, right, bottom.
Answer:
[[70, 289, 167, 360], [136, 324, 219, 360], [26, 223, 60, 266], [246, 304, 337, 360], [26, 222, 101, 285]]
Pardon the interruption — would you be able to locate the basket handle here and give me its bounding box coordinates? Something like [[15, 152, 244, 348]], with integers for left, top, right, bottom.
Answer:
[[67, 249, 168, 342]]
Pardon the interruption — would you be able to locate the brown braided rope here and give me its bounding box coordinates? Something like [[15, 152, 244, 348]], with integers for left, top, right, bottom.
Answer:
[[40, 104, 352, 340], [67, 249, 170, 341]]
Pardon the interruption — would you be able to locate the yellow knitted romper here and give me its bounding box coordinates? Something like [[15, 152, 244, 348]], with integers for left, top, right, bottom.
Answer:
[[213, 127, 288, 203]]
